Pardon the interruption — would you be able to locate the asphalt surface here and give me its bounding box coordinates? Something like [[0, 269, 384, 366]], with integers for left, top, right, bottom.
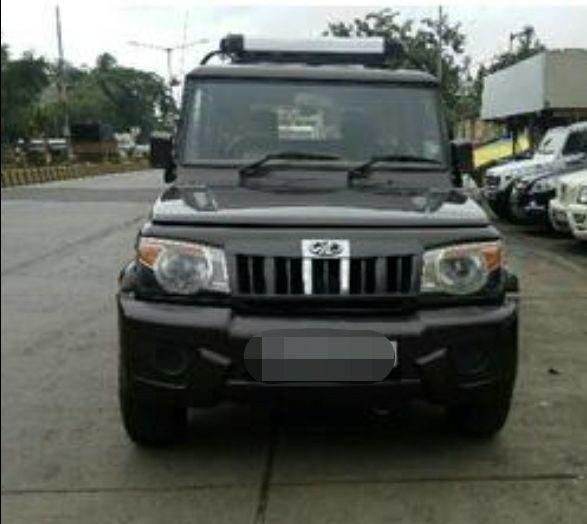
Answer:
[[2, 170, 586, 524]]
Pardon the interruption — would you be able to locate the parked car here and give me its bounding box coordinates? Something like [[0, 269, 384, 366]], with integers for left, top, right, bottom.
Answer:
[[508, 156, 587, 225], [549, 169, 587, 240], [483, 122, 587, 219]]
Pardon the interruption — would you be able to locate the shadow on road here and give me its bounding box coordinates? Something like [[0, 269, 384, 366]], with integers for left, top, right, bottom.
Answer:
[[137, 401, 492, 463]]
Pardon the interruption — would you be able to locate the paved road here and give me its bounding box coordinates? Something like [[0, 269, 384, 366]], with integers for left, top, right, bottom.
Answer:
[[2, 171, 586, 523]]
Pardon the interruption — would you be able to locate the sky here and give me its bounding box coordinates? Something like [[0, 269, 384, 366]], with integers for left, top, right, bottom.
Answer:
[[2, 1, 587, 83]]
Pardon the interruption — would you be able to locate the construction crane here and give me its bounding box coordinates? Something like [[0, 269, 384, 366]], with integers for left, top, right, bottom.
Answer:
[[127, 38, 209, 88]]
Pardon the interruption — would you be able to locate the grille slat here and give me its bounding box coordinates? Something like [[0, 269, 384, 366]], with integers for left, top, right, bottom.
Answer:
[[375, 258, 386, 293], [236, 254, 415, 297], [264, 257, 275, 295]]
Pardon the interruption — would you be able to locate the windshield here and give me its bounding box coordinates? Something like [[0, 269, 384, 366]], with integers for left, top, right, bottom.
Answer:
[[562, 130, 587, 156], [536, 128, 566, 155], [181, 79, 446, 165]]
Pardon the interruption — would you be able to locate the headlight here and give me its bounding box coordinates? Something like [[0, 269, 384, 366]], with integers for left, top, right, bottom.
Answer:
[[578, 186, 587, 205], [137, 238, 229, 295], [514, 178, 530, 190], [421, 241, 503, 295], [532, 179, 555, 193]]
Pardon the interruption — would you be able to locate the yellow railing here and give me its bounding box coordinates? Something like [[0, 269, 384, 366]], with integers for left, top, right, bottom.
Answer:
[[473, 135, 531, 169], [1, 161, 148, 187]]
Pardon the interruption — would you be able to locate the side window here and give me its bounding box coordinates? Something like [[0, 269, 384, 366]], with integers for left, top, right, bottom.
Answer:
[[563, 131, 587, 156]]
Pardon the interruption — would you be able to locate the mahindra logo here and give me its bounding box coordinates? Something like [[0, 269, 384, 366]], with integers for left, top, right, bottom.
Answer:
[[302, 239, 349, 259]]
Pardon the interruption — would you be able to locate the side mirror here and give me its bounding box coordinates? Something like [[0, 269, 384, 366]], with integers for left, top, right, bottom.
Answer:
[[150, 132, 176, 183], [451, 139, 474, 188]]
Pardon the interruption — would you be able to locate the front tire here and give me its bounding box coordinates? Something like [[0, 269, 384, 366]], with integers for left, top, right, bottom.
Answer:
[[119, 362, 187, 446], [508, 187, 530, 224], [487, 193, 510, 220], [447, 384, 514, 437]]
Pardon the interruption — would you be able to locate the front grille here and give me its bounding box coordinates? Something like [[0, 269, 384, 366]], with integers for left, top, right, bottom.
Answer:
[[235, 255, 415, 296], [559, 183, 577, 205], [485, 174, 500, 188]]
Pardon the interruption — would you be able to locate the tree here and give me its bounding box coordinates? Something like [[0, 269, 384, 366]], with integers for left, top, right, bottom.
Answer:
[[40, 52, 175, 138], [324, 9, 471, 127], [458, 25, 545, 121], [1, 45, 50, 142], [1, 42, 174, 144], [95, 52, 117, 73], [94, 61, 176, 135], [487, 25, 545, 73]]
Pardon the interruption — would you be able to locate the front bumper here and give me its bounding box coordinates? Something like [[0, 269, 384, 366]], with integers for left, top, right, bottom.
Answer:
[[566, 203, 587, 240], [549, 200, 571, 232], [481, 186, 505, 202], [118, 294, 518, 408], [512, 188, 554, 222]]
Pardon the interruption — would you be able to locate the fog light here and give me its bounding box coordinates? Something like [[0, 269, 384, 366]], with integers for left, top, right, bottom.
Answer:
[[452, 346, 489, 375], [153, 346, 188, 375]]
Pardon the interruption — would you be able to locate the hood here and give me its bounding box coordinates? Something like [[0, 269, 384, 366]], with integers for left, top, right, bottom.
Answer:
[[488, 154, 556, 178], [520, 159, 587, 187], [557, 168, 587, 187], [150, 168, 489, 228]]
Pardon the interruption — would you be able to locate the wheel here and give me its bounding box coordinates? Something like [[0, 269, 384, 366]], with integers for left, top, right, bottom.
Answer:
[[119, 360, 187, 446], [447, 383, 514, 438], [542, 202, 557, 232], [499, 183, 517, 221], [508, 187, 530, 224], [486, 193, 509, 220]]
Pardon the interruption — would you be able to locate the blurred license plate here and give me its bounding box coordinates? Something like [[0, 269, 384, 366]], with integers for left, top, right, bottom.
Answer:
[[244, 330, 398, 382]]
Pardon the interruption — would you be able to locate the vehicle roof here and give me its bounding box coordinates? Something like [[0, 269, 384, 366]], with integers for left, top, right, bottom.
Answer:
[[543, 121, 587, 136], [187, 64, 438, 85], [568, 121, 587, 132]]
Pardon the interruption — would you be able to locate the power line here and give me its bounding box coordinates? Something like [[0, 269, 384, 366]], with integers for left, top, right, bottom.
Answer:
[[127, 38, 208, 89]]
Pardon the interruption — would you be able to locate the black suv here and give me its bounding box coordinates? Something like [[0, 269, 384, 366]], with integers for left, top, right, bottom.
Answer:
[[118, 35, 519, 445]]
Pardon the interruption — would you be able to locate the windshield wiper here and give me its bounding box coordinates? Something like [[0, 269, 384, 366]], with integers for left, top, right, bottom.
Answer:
[[348, 154, 442, 181], [239, 151, 341, 177]]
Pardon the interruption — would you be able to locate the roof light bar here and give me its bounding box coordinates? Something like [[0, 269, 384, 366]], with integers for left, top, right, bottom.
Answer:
[[218, 34, 404, 67]]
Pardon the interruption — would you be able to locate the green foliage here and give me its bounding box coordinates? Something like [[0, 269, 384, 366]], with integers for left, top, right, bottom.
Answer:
[[459, 26, 545, 120], [325, 11, 546, 125], [487, 26, 545, 73], [1, 44, 175, 143], [1, 45, 50, 142], [90, 53, 176, 137], [49, 53, 176, 140], [1, 18, 546, 142], [324, 9, 469, 126]]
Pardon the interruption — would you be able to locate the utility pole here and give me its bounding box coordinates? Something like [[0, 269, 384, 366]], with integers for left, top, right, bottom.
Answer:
[[127, 38, 208, 102], [437, 5, 443, 82], [55, 5, 72, 159]]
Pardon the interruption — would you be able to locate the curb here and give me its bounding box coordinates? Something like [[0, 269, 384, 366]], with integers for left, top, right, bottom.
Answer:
[[1, 162, 149, 188]]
